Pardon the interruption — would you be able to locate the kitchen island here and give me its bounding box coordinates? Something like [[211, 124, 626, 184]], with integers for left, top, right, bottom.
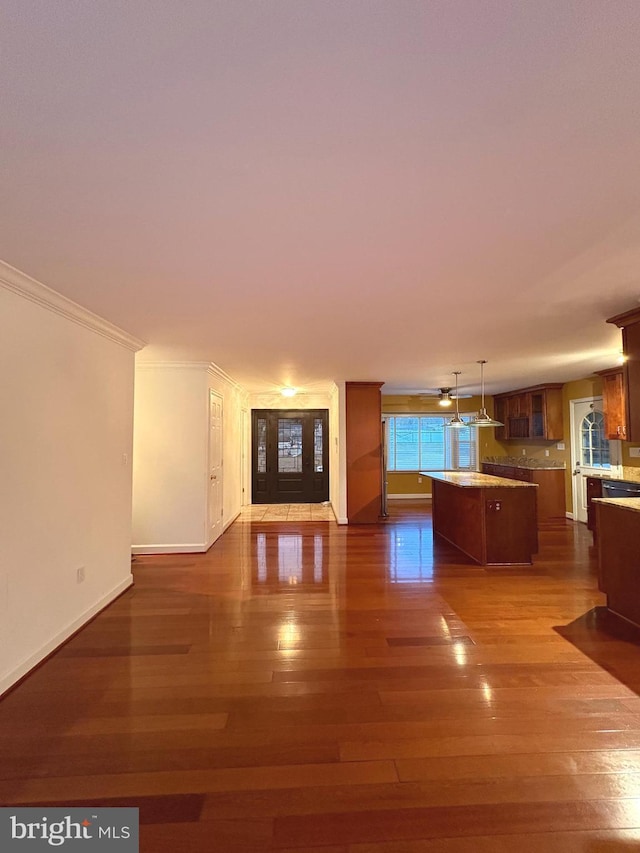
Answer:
[[426, 471, 538, 566], [481, 459, 565, 521], [594, 497, 640, 627]]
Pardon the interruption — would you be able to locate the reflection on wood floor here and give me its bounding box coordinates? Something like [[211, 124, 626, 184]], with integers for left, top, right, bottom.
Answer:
[[3, 501, 640, 851]]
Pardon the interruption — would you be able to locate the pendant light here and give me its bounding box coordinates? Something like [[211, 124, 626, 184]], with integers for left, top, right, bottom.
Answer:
[[446, 371, 467, 428], [472, 360, 503, 427]]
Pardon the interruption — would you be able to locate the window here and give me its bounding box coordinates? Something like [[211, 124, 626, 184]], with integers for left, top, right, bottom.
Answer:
[[385, 414, 478, 471], [580, 411, 610, 468]]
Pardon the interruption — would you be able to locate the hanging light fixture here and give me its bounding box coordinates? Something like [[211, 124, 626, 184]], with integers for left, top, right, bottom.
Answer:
[[438, 388, 453, 407], [472, 360, 503, 427], [446, 371, 467, 428]]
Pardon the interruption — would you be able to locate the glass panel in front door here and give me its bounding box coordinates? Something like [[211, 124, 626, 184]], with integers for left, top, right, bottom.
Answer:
[[278, 418, 303, 473], [314, 418, 324, 472], [257, 418, 267, 473]]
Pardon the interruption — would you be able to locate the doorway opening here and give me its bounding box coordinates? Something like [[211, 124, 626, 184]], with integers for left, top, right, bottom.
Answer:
[[251, 409, 329, 504]]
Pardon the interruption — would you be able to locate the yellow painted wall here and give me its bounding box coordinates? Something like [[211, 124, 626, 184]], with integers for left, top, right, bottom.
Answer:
[[383, 395, 485, 415], [387, 471, 433, 495], [622, 442, 640, 468]]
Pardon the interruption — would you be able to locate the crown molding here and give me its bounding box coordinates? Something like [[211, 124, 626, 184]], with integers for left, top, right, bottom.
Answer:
[[136, 361, 211, 370], [206, 361, 242, 389], [0, 260, 145, 352], [136, 360, 243, 390]]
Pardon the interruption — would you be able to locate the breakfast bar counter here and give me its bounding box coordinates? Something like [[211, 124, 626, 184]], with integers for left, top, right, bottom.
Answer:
[[425, 471, 538, 566], [594, 497, 640, 627]]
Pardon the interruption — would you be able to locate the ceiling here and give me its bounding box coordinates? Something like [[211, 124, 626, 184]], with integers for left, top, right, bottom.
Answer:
[[2, 1, 640, 396]]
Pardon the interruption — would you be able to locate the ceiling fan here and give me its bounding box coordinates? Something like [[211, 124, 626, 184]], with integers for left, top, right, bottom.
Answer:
[[416, 387, 473, 407]]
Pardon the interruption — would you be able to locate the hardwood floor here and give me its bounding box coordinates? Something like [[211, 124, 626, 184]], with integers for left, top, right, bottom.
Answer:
[[3, 502, 640, 851]]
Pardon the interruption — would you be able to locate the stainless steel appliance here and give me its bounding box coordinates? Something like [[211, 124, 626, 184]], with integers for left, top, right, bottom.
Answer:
[[602, 479, 640, 498]]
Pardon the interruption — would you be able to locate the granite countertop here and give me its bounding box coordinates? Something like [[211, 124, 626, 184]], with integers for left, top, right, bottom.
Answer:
[[425, 471, 538, 489], [586, 468, 640, 485], [483, 458, 565, 471], [592, 497, 640, 513]]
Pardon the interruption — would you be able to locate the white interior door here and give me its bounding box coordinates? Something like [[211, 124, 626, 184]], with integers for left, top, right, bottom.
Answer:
[[208, 390, 223, 546], [570, 397, 608, 522]]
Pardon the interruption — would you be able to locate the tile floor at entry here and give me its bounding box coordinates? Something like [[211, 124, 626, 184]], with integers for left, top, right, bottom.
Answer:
[[240, 503, 335, 522]]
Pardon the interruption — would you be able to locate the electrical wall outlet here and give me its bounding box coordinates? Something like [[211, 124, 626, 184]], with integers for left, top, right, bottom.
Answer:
[[521, 448, 526, 455], [76, 566, 85, 584], [545, 449, 550, 457], [418, 476, 422, 483]]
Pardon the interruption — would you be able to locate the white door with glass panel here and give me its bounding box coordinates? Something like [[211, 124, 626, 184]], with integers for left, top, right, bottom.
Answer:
[[571, 397, 609, 523]]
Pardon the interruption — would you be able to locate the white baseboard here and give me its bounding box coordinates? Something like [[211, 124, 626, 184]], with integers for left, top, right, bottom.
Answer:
[[0, 575, 133, 697], [565, 511, 575, 519], [224, 510, 241, 531], [388, 494, 432, 500], [131, 543, 208, 554]]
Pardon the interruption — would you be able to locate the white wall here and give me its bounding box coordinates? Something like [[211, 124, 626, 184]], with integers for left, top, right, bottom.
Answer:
[[133, 365, 209, 551], [132, 362, 246, 553], [0, 261, 143, 695]]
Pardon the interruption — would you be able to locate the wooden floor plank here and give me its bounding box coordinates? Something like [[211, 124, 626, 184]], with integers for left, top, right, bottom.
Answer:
[[0, 760, 398, 802], [3, 504, 640, 852], [347, 829, 640, 852], [272, 799, 640, 847]]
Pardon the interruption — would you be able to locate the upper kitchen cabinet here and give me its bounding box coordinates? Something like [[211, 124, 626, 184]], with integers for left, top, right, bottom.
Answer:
[[494, 384, 564, 441], [507, 392, 530, 438], [607, 308, 640, 442], [595, 367, 627, 440]]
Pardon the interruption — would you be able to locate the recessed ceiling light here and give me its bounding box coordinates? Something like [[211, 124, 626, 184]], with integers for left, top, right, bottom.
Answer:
[[281, 387, 297, 397]]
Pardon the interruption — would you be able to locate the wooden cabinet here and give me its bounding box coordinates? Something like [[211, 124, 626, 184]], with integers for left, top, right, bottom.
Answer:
[[431, 473, 538, 565], [482, 463, 566, 521], [493, 384, 564, 441], [508, 393, 529, 419], [596, 501, 640, 625], [586, 476, 603, 533], [494, 397, 507, 438], [506, 393, 529, 439], [607, 308, 640, 442], [345, 381, 384, 523], [595, 367, 627, 440]]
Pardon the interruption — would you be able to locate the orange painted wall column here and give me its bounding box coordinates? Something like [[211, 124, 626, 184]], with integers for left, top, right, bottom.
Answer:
[[346, 381, 384, 523]]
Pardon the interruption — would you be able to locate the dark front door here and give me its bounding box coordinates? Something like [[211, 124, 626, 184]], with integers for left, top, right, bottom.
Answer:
[[252, 409, 329, 503]]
